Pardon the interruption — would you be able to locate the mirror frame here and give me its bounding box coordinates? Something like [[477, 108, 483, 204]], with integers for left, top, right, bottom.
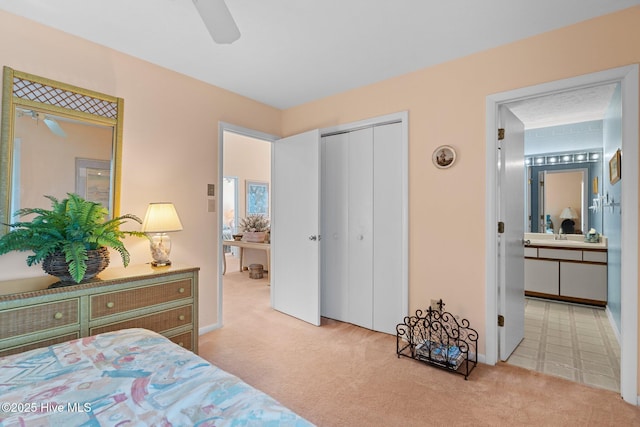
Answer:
[[0, 66, 124, 235]]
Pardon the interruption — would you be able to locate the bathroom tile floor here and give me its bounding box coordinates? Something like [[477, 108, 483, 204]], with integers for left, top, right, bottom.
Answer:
[[508, 298, 620, 392]]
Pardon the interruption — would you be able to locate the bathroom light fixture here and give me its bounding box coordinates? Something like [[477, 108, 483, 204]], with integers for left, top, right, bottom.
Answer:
[[525, 150, 602, 166], [141, 202, 183, 267]]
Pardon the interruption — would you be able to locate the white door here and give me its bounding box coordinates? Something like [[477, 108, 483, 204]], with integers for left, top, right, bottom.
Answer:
[[373, 122, 404, 334], [321, 120, 406, 335], [271, 129, 321, 326], [347, 127, 374, 329], [499, 105, 525, 360], [321, 132, 349, 322]]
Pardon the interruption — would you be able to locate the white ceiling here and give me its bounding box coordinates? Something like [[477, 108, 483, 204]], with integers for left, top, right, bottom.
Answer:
[[1, 0, 637, 118], [508, 83, 618, 129]]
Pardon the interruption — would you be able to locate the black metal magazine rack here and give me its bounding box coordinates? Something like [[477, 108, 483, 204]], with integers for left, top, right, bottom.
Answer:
[[396, 299, 478, 380]]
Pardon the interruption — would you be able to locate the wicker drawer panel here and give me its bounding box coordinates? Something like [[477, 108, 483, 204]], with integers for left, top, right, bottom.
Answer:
[[168, 331, 193, 350], [0, 300, 79, 339], [90, 279, 192, 319], [0, 333, 79, 358], [90, 305, 193, 336]]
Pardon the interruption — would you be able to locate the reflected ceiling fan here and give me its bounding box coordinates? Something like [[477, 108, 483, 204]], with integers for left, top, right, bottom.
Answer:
[[192, 0, 241, 44], [16, 108, 67, 138]]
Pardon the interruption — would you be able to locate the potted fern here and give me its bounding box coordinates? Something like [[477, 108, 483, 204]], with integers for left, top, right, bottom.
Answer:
[[0, 193, 147, 285]]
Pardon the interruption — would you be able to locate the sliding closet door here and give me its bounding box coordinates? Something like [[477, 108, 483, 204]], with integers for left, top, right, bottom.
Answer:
[[347, 127, 374, 329], [373, 122, 404, 334], [321, 118, 406, 335], [321, 133, 349, 321]]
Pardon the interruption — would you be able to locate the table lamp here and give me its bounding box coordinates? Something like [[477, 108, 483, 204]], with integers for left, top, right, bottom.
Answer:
[[141, 202, 183, 266], [560, 207, 578, 220]]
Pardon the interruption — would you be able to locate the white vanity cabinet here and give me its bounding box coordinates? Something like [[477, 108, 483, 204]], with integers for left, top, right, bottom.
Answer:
[[524, 244, 607, 306]]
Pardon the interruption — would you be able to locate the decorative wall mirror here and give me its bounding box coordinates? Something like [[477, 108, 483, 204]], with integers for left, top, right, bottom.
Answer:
[[0, 67, 124, 235]]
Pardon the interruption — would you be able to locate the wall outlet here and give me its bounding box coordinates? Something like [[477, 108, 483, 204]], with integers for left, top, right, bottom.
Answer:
[[430, 299, 440, 311]]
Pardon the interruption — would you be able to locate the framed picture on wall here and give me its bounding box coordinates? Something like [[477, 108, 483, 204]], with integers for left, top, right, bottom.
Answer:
[[246, 180, 269, 216], [76, 158, 111, 212], [432, 145, 457, 169], [609, 149, 621, 185]]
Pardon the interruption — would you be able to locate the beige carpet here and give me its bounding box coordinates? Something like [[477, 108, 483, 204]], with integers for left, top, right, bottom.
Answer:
[[199, 256, 640, 426]]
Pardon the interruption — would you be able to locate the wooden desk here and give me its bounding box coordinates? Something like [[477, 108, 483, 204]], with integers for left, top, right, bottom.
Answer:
[[222, 240, 270, 274]]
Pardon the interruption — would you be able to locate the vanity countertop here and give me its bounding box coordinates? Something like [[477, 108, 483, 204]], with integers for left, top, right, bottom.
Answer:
[[524, 233, 607, 249]]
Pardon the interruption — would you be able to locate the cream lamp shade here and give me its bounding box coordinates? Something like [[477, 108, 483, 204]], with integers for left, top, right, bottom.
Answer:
[[141, 203, 183, 266], [559, 207, 579, 219]]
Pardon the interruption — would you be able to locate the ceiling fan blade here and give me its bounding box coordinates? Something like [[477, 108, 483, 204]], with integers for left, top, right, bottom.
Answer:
[[193, 0, 241, 44], [43, 117, 67, 138]]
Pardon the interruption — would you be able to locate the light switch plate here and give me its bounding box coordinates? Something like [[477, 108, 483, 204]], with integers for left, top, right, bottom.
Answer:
[[207, 184, 215, 197]]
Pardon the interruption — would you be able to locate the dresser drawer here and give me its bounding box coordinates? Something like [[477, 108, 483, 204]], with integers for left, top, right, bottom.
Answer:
[[538, 248, 583, 261], [167, 330, 193, 351], [89, 305, 193, 336], [0, 300, 79, 339], [0, 333, 79, 358], [583, 251, 607, 263], [90, 279, 192, 319]]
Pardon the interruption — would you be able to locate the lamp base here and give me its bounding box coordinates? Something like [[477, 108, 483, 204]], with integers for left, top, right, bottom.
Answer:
[[151, 260, 172, 267]]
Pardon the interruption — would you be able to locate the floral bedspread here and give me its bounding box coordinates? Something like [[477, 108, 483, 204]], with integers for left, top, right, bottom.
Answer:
[[0, 328, 313, 426]]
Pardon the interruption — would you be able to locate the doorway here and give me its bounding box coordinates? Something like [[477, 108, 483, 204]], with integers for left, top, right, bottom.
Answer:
[[485, 65, 639, 404], [217, 123, 278, 327]]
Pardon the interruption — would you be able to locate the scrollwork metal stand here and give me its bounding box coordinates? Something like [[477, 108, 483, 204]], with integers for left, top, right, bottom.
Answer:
[[396, 299, 478, 379]]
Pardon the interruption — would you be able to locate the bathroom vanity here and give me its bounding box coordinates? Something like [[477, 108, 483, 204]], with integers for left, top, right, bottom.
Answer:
[[523, 233, 607, 306]]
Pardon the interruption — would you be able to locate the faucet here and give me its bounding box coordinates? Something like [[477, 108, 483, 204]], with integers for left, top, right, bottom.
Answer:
[[554, 233, 567, 240]]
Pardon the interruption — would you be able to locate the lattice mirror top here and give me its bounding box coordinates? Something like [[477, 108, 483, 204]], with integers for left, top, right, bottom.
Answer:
[[12, 76, 118, 119]]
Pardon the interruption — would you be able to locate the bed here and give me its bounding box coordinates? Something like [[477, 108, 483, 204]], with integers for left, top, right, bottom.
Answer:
[[0, 328, 313, 426]]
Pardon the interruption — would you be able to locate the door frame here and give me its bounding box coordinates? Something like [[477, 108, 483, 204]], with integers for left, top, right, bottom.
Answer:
[[485, 65, 639, 404], [217, 122, 279, 329]]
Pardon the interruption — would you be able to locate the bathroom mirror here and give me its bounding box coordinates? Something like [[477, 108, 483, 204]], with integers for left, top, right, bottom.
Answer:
[[0, 67, 124, 235], [540, 168, 588, 234], [526, 151, 603, 234]]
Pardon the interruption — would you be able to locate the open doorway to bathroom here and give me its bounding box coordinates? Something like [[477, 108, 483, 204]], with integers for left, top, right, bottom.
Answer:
[[487, 65, 638, 404], [506, 83, 622, 392]]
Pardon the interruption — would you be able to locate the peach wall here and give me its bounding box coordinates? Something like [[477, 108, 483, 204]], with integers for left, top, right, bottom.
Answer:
[[0, 11, 281, 331], [223, 132, 271, 220], [282, 7, 640, 357]]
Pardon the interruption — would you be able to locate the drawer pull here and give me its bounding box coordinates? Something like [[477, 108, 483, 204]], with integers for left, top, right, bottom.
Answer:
[[106, 302, 115, 309], [178, 287, 185, 294], [179, 315, 185, 321], [54, 312, 63, 320]]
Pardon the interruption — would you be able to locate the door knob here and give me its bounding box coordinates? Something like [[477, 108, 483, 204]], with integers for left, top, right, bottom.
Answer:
[[309, 235, 317, 241]]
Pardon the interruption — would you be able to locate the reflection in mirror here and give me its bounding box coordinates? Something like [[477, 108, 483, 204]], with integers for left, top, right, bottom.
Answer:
[[541, 169, 587, 234], [1, 67, 123, 235], [525, 150, 603, 234]]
